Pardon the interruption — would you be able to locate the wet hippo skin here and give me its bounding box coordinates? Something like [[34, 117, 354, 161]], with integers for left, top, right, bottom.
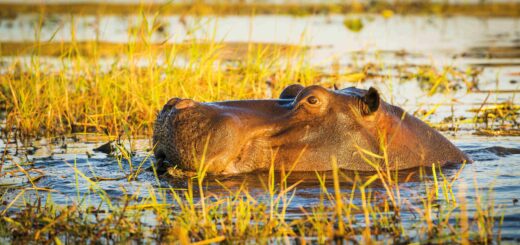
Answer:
[[153, 84, 471, 175]]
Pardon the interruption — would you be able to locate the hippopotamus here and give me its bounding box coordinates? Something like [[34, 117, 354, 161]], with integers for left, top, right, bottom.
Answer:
[[153, 84, 470, 175]]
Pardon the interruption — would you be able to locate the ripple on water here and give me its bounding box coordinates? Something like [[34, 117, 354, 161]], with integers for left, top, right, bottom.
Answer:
[[1, 134, 520, 241]]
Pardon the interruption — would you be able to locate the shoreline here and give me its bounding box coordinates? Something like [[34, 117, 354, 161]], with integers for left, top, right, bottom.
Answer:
[[0, 2, 519, 17]]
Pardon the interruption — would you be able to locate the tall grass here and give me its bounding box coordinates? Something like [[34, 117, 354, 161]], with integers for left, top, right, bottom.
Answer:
[[0, 11, 319, 139]]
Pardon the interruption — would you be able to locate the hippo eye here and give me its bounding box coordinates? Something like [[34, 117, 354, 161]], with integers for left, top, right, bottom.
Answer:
[[307, 96, 319, 105]]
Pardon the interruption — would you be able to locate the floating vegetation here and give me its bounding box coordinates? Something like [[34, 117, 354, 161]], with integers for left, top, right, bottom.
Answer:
[[474, 128, 520, 136], [414, 66, 476, 95], [381, 9, 394, 19], [343, 17, 364, 33], [470, 101, 520, 135]]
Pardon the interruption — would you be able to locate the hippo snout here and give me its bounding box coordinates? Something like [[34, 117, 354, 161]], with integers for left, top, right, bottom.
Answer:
[[153, 99, 250, 173]]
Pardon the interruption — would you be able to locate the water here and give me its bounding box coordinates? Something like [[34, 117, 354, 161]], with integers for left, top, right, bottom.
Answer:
[[1, 135, 519, 240], [1, 12, 520, 242]]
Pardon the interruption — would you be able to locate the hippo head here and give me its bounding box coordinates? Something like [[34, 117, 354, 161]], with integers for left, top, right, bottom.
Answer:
[[153, 84, 392, 174]]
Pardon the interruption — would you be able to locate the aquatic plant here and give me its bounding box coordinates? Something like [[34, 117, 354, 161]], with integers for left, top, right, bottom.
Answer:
[[343, 17, 364, 33]]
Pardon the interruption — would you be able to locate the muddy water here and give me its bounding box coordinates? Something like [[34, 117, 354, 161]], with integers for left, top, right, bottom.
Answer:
[[1, 13, 520, 241]]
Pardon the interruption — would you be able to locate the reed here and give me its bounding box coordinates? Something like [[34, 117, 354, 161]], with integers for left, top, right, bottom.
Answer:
[[0, 11, 317, 139]]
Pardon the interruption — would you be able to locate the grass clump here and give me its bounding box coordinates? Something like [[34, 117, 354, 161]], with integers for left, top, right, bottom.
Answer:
[[471, 101, 519, 129], [0, 16, 319, 139], [471, 101, 520, 136]]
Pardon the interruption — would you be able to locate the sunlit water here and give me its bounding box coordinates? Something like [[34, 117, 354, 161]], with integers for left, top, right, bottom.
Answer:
[[1, 13, 520, 242]]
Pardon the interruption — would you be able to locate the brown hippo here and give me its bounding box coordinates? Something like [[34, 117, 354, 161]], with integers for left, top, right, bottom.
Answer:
[[153, 84, 470, 175]]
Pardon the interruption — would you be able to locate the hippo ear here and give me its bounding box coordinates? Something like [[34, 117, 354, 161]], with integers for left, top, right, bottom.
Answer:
[[361, 87, 380, 115], [279, 84, 304, 99]]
